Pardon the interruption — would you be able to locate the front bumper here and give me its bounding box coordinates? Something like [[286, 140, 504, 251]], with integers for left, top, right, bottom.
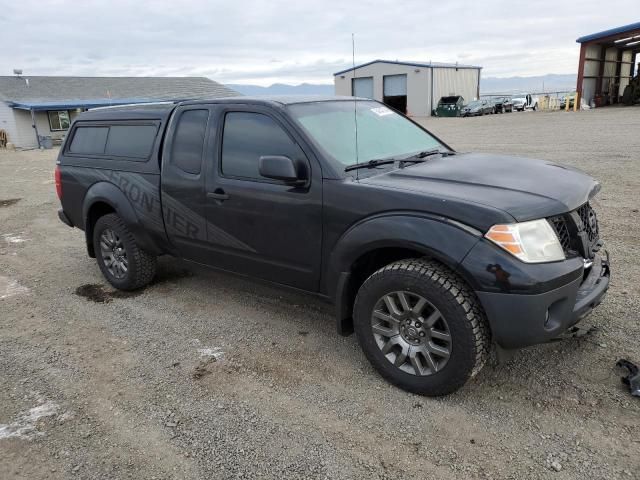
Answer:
[[476, 252, 610, 349]]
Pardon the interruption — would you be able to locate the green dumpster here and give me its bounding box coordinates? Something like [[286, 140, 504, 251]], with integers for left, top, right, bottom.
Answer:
[[434, 96, 465, 117]]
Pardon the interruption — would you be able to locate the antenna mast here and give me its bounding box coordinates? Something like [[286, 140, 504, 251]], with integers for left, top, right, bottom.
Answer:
[[352, 33, 360, 179]]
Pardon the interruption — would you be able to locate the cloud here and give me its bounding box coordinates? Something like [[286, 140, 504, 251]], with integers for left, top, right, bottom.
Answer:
[[1, 0, 638, 85]]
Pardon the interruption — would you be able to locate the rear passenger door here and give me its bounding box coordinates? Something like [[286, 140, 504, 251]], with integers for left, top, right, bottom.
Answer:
[[161, 106, 212, 263], [204, 105, 323, 292]]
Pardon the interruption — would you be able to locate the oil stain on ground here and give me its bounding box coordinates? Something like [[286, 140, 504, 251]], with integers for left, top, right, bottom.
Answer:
[[0, 198, 21, 208], [75, 267, 194, 303], [75, 284, 142, 303]]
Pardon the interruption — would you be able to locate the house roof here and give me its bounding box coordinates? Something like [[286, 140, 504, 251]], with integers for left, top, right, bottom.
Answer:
[[576, 21, 640, 44], [334, 59, 482, 76], [0, 76, 238, 110]]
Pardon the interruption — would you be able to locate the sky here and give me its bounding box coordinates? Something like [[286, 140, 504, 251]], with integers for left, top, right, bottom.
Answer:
[[1, 1, 638, 86]]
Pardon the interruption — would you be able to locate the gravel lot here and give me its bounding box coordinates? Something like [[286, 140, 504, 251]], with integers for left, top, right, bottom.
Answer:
[[1, 107, 639, 479]]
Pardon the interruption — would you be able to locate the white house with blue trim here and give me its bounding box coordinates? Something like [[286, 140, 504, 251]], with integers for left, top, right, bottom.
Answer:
[[0, 75, 237, 149]]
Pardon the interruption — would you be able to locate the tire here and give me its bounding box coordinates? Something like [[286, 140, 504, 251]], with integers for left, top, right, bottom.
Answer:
[[93, 213, 156, 290], [533, 103, 538, 111], [353, 258, 490, 396]]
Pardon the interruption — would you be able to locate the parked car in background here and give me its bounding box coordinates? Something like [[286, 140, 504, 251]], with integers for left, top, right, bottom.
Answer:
[[490, 96, 513, 113], [461, 99, 493, 116], [512, 94, 539, 111], [56, 96, 610, 396], [434, 96, 465, 117]]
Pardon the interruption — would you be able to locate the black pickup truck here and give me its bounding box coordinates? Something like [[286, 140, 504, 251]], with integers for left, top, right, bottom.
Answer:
[[55, 96, 610, 395]]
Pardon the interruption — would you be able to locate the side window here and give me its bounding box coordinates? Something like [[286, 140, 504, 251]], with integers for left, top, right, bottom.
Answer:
[[221, 112, 302, 180], [171, 110, 208, 174], [69, 126, 109, 154], [105, 125, 157, 159], [68, 124, 158, 159]]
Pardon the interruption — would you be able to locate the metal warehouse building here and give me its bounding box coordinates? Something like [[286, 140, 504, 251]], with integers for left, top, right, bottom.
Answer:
[[334, 59, 481, 117], [576, 21, 640, 106]]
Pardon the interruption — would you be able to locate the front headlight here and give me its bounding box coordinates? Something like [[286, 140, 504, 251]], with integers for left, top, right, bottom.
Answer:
[[485, 219, 565, 263]]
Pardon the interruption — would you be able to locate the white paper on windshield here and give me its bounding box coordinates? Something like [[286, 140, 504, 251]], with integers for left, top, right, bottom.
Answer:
[[371, 107, 393, 117]]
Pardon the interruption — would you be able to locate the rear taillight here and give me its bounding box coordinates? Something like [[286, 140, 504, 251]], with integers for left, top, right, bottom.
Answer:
[[55, 165, 62, 200]]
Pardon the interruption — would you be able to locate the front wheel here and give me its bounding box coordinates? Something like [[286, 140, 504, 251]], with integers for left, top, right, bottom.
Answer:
[[93, 213, 157, 290], [353, 259, 490, 396]]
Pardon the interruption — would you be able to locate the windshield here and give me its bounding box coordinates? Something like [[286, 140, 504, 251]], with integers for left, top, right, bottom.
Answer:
[[287, 101, 445, 167], [466, 101, 483, 108]]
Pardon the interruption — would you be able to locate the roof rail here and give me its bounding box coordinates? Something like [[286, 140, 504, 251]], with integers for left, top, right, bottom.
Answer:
[[89, 101, 179, 111]]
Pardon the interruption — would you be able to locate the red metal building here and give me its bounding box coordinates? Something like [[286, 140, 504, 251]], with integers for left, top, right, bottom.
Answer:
[[576, 22, 640, 106]]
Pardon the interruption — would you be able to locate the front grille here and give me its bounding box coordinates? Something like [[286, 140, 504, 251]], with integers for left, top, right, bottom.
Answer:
[[549, 216, 572, 252], [576, 203, 599, 242], [548, 202, 600, 259]]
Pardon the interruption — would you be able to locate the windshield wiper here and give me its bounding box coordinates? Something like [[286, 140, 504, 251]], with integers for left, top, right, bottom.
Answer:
[[398, 149, 455, 167], [344, 149, 454, 172], [344, 158, 397, 172], [410, 149, 455, 159]]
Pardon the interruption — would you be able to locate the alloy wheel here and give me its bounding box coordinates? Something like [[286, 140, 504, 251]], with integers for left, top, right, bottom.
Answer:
[[371, 291, 451, 376], [99, 228, 128, 279]]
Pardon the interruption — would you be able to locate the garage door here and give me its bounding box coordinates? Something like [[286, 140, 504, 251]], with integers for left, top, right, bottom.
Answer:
[[383, 74, 407, 96], [383, 74, 407, 113], [352, 77, 374, 98]]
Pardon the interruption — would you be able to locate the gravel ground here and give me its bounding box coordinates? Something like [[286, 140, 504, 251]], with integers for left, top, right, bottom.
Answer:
[[1, 107, 639, 479]]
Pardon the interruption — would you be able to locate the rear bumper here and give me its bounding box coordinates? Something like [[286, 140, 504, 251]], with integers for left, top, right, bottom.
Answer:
[[476, 252, 610, 349], [58, 208, 74, 228]]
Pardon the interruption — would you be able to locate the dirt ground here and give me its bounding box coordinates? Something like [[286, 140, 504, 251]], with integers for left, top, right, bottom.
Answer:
[[1, 107, 639, 479]]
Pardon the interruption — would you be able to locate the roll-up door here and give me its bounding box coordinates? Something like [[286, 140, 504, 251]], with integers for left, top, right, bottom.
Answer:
[[352, 77, 374, 98], [383, 74, 407, 113]]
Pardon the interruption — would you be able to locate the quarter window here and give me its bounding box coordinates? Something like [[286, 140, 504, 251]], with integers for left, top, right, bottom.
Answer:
[[48, 110, 70, 131], [105, 125, 157, 159], [221, 112, 302, 180], [171, 110, 208, 175], [69, 126, 109, 154]]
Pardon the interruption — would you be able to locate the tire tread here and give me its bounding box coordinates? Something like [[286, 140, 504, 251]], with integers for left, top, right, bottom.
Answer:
[[354, 258, 491, 395], [94, 213, 156, 290]]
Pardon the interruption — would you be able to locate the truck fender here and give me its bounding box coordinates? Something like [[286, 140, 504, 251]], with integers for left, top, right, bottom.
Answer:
[[325, 213, 482, 335], [82, 181, 163, 257]]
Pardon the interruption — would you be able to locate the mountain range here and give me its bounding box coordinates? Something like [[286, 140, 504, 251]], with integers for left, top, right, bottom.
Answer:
[[227, 74, 577, 96], [226, 83, 334, 96]]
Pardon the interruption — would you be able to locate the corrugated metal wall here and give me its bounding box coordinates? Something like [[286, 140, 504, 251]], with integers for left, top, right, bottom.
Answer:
[[580, 45, 635, 103], [581, 45, 601, 104], [432, 68, 480, 106], [603, 47, 618, 95]]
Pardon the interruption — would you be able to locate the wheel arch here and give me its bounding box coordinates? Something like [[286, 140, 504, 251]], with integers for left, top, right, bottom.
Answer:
[[83, 182, 161, 258], [326, 213, 482, 336]]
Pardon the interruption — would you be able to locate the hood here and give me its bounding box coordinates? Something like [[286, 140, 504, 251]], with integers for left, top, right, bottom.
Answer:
[[361, 152, 600, 223]]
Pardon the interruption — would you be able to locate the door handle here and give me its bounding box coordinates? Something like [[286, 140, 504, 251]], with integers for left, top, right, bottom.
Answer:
[[207, 189, 229, 202]]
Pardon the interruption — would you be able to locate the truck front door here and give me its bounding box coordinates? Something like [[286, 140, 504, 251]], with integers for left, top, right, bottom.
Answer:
[[204, 105, 323, 292]]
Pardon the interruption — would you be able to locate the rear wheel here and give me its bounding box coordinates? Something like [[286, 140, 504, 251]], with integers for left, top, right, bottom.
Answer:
[[93, 213, 156, 290], [353, 259, 490, 396]]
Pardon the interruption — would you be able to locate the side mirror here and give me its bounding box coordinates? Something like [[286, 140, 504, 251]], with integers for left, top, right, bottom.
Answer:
[[259, 155, 305, 184]]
